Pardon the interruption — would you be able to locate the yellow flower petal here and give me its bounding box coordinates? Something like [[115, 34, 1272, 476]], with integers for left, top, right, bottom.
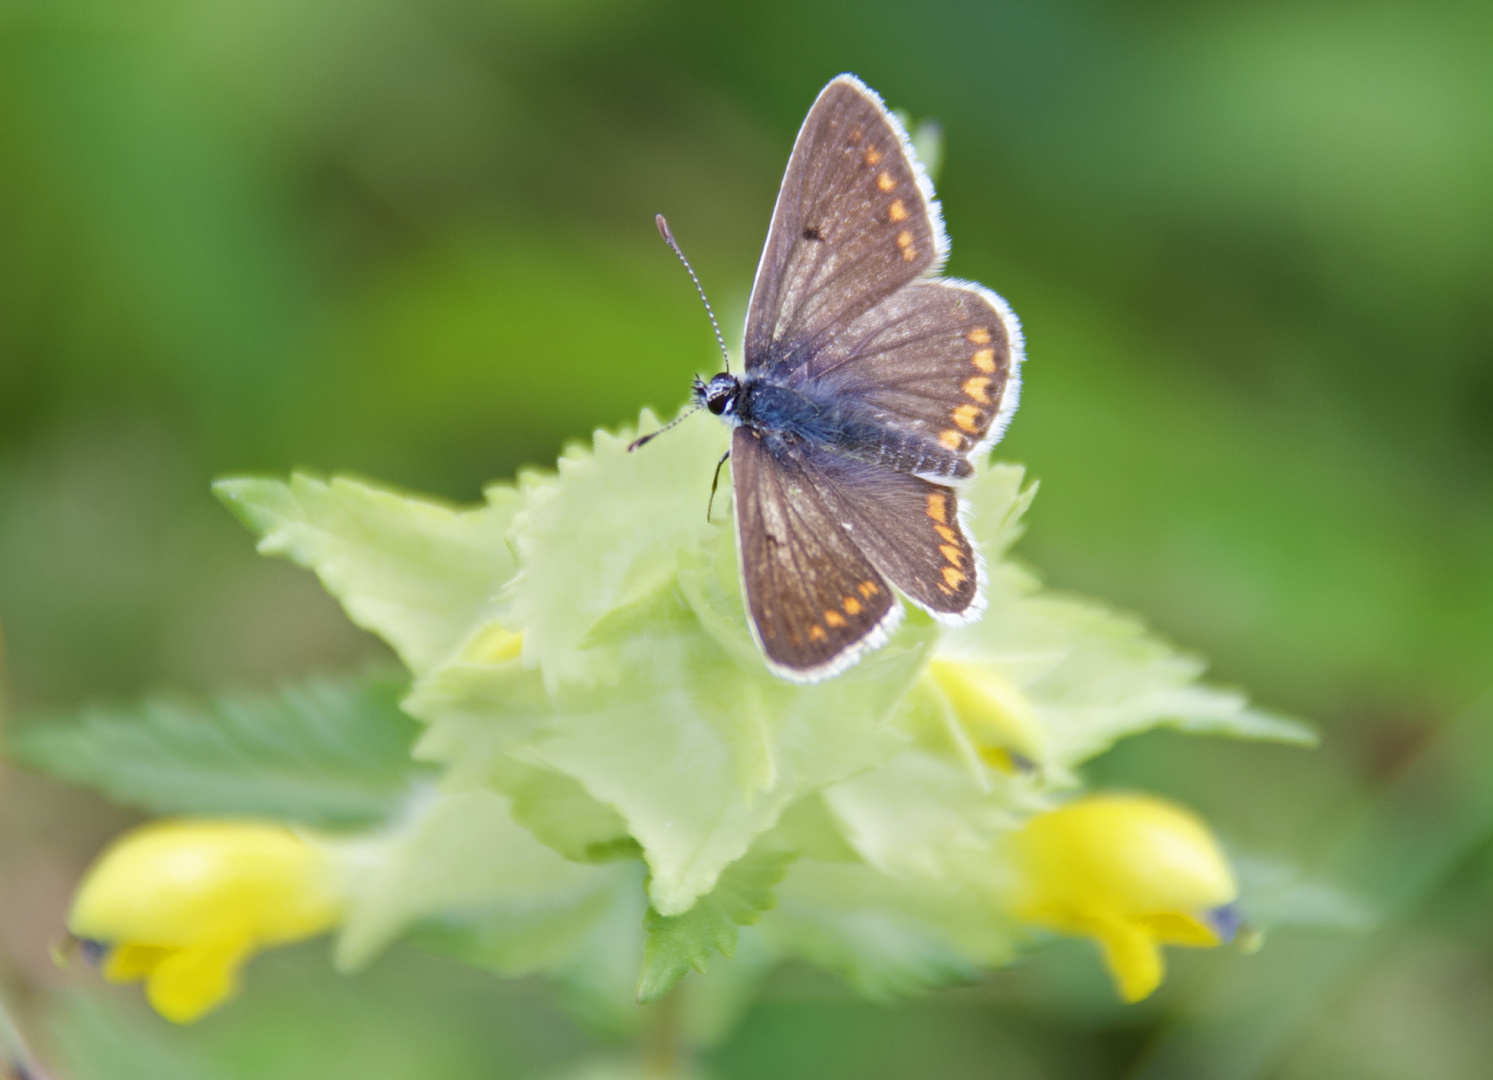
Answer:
[[928, 660, 1047, 771], [101, 942, 172, 983], [1135, 911, 1222, 947], [145, 937, 254, 1024], [1087, 913, 1165, 1004], [70, 820, 345, 948], [1015, 794, 1236, 917], [1011, 794, 1238, 1002], [459, 622, 523, 665], [68, 820, 349, 1022]]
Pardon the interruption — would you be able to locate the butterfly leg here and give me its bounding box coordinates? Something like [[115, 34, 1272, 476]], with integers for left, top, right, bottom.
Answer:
[[707, 450, 731, 522]]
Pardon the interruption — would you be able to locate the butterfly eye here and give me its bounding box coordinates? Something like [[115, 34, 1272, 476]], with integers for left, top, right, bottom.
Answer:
[[706, 394, 730, 416]]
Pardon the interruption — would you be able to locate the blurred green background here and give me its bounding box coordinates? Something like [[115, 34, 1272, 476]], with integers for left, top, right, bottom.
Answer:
[[1, 0, 1490, 1076]]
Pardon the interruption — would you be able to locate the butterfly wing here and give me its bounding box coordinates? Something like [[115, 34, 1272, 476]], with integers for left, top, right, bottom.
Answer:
[[810, 278, 1023, 459], [799, 442, 981, 621], [731, 426, 901, 680], [744, 75, 946, 378]]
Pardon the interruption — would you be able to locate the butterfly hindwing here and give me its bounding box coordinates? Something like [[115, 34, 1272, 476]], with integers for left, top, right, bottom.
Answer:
[[808, 279, 1022, 457], [744, 75, 944, 378], [798, 444, 980, 621], [731, 427, 900, 678]]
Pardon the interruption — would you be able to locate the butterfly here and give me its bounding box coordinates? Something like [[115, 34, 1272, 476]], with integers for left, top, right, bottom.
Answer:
[[653, 75, 1023, 682]]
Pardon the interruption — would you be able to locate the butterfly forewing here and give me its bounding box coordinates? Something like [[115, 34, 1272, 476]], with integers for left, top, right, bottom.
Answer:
[[731, 427, 899, 677], [744, 76, 944, 378], [811, 280, 1020, 457]]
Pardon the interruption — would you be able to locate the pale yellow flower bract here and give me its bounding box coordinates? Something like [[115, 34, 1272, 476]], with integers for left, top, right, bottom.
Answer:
[[69, 820, 347, 1023], [927, 659, 1048, 772], [1011, 794, 1237, 1002]]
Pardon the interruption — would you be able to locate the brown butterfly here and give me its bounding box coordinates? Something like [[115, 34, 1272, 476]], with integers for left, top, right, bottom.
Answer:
[[650, 76, 1023, 681]]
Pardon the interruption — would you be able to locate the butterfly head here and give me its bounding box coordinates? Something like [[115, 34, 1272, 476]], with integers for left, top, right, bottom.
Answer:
[[694, 373, 742, 419]]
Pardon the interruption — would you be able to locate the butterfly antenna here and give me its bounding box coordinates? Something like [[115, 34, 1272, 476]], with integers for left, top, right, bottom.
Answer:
[[656, 214, 731, 373], [628, 401, 703, 452]]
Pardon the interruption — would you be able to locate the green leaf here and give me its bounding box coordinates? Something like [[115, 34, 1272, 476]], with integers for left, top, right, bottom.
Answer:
[[962, 564, 1315, 771], [526, 593, 931, 914], [505, 409, 727, 689], [410, 860, 643, 985], [213, 473, 521, 677], [636, 845, 794, 1003], [936, 464, 1316, 772], [332, 789, 624, 972], [6, 671, 429, 826], [758, 858, 1012, 1000], [487, 755, 633, 864], [965, 462, 1040, 564], [409, 418, 938, 916], [821, 740, 1029, 882]]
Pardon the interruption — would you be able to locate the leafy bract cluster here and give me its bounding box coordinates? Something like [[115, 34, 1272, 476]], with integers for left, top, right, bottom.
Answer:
[[15, 409, 1311, 1020]]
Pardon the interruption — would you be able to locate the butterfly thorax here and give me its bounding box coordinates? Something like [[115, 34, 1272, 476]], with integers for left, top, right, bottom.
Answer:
[[696, 372, 971, 481]]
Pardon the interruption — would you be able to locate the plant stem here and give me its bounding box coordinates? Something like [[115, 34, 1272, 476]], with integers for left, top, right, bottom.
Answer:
[[641, 981, 685, 1079], [0, 987, 52, 1080]]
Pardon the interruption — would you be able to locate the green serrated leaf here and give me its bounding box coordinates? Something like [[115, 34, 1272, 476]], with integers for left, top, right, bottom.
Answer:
[[7, 671, 429, 826], [822, 742, 1031, 882], [929, 464, 1315, 771], [527, 603, 931, 915], [505, 409, 728, 689], [486, 755, 632, 863], [213, 473, 521, 677], [965, 566, 1315, 769], [332, 789, 622, 972], [410, 414, 939, 916], [758, 858, 1013, 1000], [636, 846, 794, 1003]]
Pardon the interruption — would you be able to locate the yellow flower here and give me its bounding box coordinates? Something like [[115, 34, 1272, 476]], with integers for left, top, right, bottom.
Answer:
[[1010, 793, 1238, 1002], [68, 820, 348, 1023], [926, 659, 1047, 773]]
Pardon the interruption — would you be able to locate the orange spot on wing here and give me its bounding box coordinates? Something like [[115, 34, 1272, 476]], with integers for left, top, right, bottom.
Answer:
[[843, 596, 863, 615], [902, 246, 918, 262], [896, 230, 912, 248], [824, 610, 847, 628], [926, 493, 948, 523], [940, 544, 964, 567], [864, 147, 882, 165], [969, 327, 992, 345], [942, 566, 967, 588], [938, 429, 964, 450], [962, 376, 993, 403], [858, 580, 880, 599], [877, 171, 896, 192], [972, 348, 997, 373], [952, 404, 983, 433], [888, 199, 908, 222], [934, 524, 959, 543], [808, 624, 828, 642]]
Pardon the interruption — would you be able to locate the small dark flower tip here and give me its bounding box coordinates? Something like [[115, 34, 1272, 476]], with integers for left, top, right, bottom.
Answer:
[[1205, 903, 1243, 944]]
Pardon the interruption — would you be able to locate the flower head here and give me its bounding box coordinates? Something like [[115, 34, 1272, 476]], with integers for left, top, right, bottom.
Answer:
[[1010, 793, 1238, 1002], [68, 820, 347, 1022]]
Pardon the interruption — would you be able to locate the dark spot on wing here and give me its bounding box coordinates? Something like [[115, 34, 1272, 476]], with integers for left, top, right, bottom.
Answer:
[[802, 226, 823, 241]]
